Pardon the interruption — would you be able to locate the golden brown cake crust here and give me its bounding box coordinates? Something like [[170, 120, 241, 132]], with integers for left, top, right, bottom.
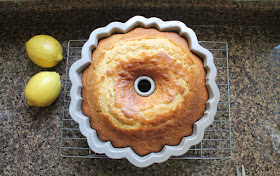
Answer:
[[82, 28, 208, 156]]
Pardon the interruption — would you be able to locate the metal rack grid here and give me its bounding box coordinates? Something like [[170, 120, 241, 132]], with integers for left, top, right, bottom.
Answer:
[[60, 40, 231, 159]]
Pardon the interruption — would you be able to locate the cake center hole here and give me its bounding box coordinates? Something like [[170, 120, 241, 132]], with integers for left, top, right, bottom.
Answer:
[[138, 80, 151, 93], [134, 76, 155, 97]]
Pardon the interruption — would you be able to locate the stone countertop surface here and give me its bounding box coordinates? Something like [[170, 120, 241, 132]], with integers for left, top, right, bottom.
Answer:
[[0, 2, 280, 175], [1, 0, 280, 27]]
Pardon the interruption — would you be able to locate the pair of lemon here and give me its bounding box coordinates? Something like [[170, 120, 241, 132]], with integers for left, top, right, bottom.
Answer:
[[25, 35, 63, 107]]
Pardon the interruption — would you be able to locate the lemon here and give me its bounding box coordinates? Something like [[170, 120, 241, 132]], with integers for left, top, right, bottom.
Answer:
[[26, 35, 63, 68], [25, 71, 61, 107]]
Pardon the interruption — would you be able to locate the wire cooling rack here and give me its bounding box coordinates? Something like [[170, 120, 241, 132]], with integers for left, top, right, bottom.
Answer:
[[60, 40, 231, 159]]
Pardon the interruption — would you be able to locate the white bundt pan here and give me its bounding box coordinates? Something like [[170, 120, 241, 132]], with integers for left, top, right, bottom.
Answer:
[[69, 16, 220, 167]]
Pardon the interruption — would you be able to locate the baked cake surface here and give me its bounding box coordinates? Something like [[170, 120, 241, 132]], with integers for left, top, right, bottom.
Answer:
[[82, 27, 208, 156]]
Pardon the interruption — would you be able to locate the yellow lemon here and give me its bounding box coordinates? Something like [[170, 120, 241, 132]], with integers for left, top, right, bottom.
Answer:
[[26, 35, 63, 68], [25, 71, 61, 107]]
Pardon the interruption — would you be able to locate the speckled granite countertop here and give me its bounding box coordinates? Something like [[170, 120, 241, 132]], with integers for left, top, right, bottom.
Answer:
[[1, 0, 280, 27], [1, 1, 280, 175]]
